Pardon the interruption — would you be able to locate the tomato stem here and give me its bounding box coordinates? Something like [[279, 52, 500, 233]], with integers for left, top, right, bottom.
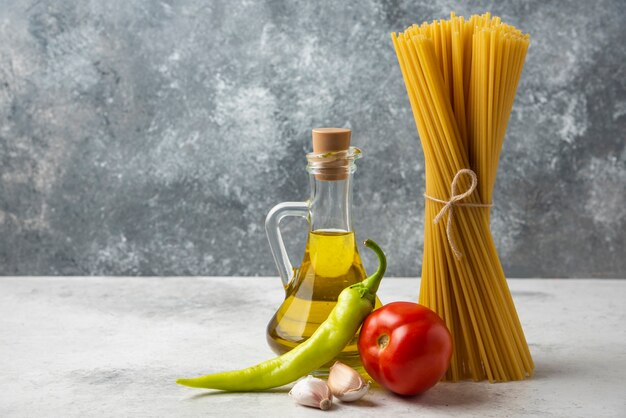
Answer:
[[377, 334, 390, 349]]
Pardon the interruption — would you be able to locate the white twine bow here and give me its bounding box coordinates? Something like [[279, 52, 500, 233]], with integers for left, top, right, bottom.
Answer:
[[424, 169, 492, 260]]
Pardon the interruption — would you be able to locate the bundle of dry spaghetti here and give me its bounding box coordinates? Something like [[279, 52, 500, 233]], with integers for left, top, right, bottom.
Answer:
[[392, 13, 533, 382]]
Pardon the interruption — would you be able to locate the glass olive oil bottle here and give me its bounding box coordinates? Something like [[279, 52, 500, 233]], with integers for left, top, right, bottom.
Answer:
[[265, 128, 381, 374]]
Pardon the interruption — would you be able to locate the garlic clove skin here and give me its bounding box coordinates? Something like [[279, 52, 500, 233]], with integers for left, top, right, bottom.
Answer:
[[334, 382, 370, 402], [327, 361, 370, 402], [289, 376, 333, 410]]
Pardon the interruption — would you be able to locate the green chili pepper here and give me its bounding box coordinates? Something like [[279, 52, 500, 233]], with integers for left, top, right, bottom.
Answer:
[[176, 239, 386, 391]]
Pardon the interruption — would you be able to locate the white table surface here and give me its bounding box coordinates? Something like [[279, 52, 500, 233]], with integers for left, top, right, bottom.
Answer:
[[0, 277, 624, 417]]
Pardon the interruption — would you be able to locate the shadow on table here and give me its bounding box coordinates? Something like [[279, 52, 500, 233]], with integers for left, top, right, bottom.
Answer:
[[339, 398, 379, 408], [401, 354, 578, 407], [531, 355, 584, 380], [184, 387, 290, 400], [395, 381, 490, 407]]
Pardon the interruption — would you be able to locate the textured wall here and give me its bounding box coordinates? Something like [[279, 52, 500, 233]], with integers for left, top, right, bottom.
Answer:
[[0, 0, 624, 277]]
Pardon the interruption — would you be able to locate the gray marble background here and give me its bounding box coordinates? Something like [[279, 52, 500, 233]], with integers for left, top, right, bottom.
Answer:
[[0, 0, 624, 277]]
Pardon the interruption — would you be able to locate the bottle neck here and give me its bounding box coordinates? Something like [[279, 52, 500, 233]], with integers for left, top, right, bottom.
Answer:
[[308, 175, 353, 232]]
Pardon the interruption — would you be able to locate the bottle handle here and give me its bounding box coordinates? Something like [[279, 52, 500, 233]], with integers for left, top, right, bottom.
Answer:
[[265, 201, 310, 287]]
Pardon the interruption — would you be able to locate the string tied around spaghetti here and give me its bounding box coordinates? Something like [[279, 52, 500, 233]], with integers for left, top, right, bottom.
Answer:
[[424, 169, 492, 260]]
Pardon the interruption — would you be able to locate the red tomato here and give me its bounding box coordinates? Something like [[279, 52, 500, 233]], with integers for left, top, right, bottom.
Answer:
[[358, 302, 452, 395]]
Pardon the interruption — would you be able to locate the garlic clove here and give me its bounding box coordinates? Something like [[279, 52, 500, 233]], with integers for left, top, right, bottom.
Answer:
[[327, 361, 370, 402], [289, 375, 333, 410]]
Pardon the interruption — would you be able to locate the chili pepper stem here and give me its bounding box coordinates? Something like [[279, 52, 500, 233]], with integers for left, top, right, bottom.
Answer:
[[358, 239, 387, 296]]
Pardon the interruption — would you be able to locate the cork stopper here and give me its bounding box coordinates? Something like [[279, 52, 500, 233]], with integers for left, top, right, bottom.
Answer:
[[310, 128, 352, 181], [312, 128, 351, 153]]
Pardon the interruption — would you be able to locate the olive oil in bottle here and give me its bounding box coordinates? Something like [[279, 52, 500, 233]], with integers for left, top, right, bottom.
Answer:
[[266, 229, 382, 373]]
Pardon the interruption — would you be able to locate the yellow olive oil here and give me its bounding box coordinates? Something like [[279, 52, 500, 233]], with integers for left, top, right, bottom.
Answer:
[[266, 229, 382, 373]]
